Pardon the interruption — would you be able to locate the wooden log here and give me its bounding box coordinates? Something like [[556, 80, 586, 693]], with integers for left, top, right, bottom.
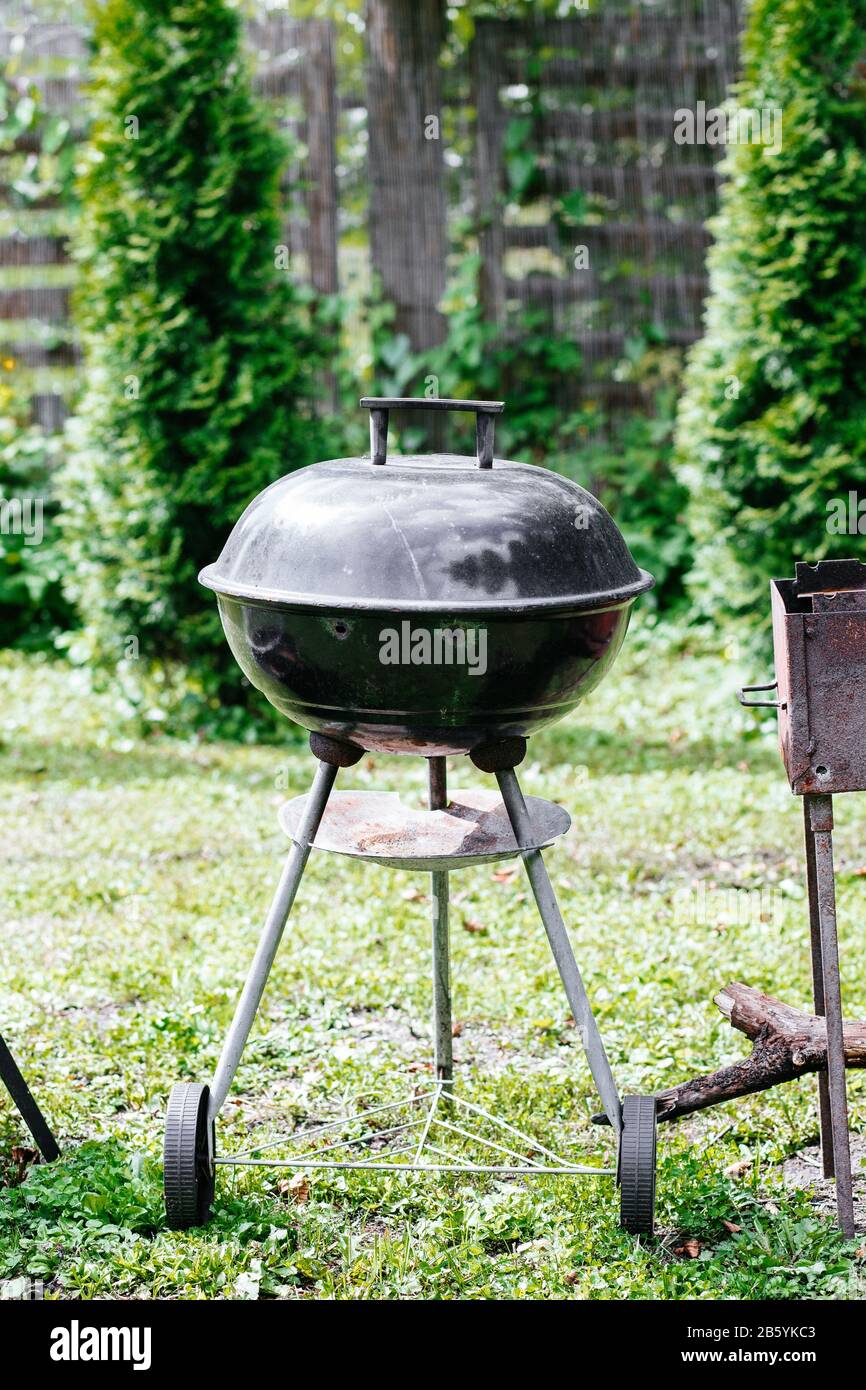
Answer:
[[0, 341, 80, 368], [503, 221, 711, 250], [0, 235, 70, 268], [500, 55, 731, 86], [505, 272, 708, 305], [654, 983, 866, 1124], [544, 165, 722, 198], [474, 15, 740, 48], [0, 287, 70, 322]]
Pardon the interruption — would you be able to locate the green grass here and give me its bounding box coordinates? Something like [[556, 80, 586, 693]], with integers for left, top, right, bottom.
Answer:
[[1, 620, 864, 1299]]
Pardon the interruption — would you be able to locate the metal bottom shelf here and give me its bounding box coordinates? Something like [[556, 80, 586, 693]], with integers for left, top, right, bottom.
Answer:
[[278, 786, 571, 871], [216, 1082, 613, 1178]]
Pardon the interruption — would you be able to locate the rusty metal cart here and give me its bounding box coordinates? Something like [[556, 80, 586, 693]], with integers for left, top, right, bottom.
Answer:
[[739, 558, 866, 1236]]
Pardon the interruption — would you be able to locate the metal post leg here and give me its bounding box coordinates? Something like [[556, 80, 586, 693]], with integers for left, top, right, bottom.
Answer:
[[803, 798, 834, 1177], [0, 1032, 60, 1161], [428, 758, 453, 1086], [209, 759, 338, 1121], [496, 767, 622, 1136], [806, 794, 855, 1236]]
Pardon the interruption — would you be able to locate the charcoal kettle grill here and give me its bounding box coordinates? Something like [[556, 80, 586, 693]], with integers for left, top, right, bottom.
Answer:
[[164, 397, 658, 1234]]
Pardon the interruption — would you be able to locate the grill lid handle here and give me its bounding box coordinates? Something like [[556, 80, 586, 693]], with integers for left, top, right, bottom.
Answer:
[[359, 396, 505, 469]]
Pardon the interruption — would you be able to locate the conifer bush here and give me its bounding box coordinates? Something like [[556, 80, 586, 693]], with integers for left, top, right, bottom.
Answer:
[[60, 0, 338, 730], [675, 0, 866, 621]]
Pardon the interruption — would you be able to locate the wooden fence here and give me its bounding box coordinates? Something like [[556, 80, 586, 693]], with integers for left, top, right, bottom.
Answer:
[[0, 8, 340, 429], [472, 3, 741, 414], [1, 2, 743, 431]]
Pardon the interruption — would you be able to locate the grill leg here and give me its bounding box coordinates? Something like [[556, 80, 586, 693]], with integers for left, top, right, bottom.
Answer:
[[431, 869, 453, 1085], [496, 766, 622, 1135], [0, 1031, 60, 1161], [208, 759, 338, 1121], [806, 794, 855, 1236], [428, 758, 453, 1087], [803, 798, 835, 1178]]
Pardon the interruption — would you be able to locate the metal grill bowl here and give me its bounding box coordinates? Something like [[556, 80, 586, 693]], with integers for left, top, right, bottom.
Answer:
[[200, 397, 654, 753]]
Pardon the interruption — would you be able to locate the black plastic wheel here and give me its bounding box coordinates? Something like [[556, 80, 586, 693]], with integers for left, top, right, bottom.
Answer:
[[618, 1094, 657, 1236], [164, 1082, 216, 1230]]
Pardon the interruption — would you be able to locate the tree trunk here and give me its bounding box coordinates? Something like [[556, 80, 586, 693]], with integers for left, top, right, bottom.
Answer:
[[300, 21, 339, 297], [366, 0, 448, 359]]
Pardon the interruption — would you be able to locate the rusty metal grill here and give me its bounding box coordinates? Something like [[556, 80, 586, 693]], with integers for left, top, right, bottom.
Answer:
[[767, 559, 866, 796], [739, 557, 866, 1236]]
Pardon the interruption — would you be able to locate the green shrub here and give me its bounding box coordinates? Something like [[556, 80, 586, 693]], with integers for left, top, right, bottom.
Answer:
[[0, 381, 73, 648], [675, 0, 866, 624], [567, 385, 692, 607], [59, 0, 340, 733], [0, 75, 77, 649]]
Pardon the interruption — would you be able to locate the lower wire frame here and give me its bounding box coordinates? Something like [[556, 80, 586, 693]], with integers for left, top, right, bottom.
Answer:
[[215, 1082, 614, 1177]]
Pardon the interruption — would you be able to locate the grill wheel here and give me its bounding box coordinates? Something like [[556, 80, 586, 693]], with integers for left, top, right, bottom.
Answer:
[[618, 1094, 657, 1236], [164, 1082, 216, 1230]]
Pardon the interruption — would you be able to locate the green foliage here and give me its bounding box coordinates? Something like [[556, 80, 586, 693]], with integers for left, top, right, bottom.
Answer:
[[568, 386, 692, 605], [372, 252, 590, 458], [503, 116, 539, 201], [0, 1141, 306, 1295], [373, 255, 691, 606], [0, 1144, 162, 1263], [675, 0, 866, 623], [58, 0, 341, 733], [0, 77, 77, 648], [0, 73, 77, 211], [0, 379, 73, 648]]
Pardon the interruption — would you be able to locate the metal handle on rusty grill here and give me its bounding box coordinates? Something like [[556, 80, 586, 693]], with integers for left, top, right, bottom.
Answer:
[[738, 680, 786, 710], [359, 396, 505, 469]]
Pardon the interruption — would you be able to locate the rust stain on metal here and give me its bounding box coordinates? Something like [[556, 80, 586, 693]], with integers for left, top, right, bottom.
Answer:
[[278, 787, 570, 868], [760, 560, 866, 796]]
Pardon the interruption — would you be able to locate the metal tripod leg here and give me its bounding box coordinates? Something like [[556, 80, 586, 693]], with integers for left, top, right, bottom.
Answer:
[[0, 1031, 59, 1161], [805, 794, 854, 1236], [428, 758, 453, 1087], [497, 767, 622, 1136], [209, 759, 338, 1122], [803, 798, 834, 1178]]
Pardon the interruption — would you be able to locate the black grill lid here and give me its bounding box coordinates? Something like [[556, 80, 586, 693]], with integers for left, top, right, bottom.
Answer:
[[199, 398, 654, 614]]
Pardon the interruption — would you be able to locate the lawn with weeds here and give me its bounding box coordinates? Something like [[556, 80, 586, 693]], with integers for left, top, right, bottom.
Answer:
[[1, 618, 864, 1299]]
